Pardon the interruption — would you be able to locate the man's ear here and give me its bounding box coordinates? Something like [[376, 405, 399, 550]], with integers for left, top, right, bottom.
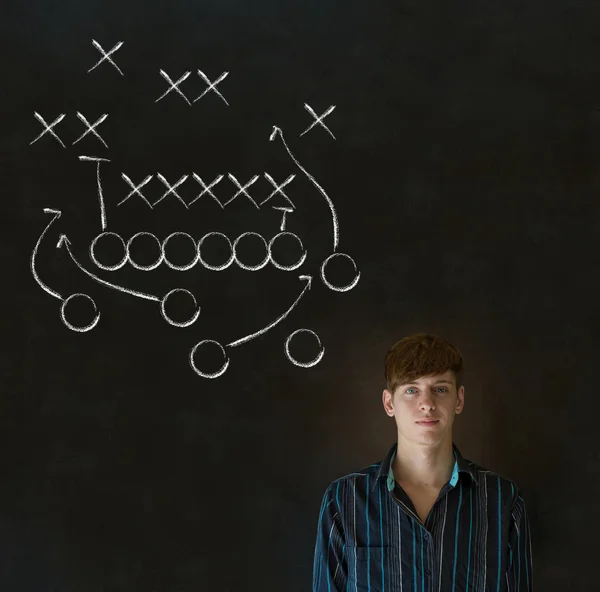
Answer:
[[455, 385, 465, 414], [382, 388, 395, 416]]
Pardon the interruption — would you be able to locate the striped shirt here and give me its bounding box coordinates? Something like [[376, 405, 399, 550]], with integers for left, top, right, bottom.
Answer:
[[313, 441, 533, 591]]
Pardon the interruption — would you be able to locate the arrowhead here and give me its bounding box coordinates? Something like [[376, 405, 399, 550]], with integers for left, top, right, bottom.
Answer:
[[269, 126, 281, 141], [56, 234, 71, 249], [299, 274, 313, 289]]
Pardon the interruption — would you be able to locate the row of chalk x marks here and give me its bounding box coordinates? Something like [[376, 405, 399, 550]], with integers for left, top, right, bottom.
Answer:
[[29, 101, 335, 148]]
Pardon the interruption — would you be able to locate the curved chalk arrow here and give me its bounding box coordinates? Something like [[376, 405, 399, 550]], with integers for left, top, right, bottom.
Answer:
[[270, 126, 339, 252], [227, 274, 313, 348], [31, 208, 64, 300], [57, 234, 160, 302]]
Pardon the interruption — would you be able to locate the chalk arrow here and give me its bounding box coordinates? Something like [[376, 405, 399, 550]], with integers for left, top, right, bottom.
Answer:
[[31, 208, 64, 300], [270, 126, 339, 252], [227, 275, 313, 348], [57, 234, 160, 302]]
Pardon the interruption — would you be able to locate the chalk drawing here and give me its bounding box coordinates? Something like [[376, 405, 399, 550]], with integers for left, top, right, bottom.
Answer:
[[29, 41, 361, 376], [285, 328, 325, 368], [155, 70, 191, 105], [30, 209, 101, 332], [300, 103, 336, 139], [270, 126, 339, 251], [194, 69, 229, 106], [30, 112, 66, 147], [72, 113, 109, 148], [88, 40, 124, 76]]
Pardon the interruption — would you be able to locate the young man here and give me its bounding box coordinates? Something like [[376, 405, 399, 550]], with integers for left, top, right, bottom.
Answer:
[[312, 333, 533, 591]]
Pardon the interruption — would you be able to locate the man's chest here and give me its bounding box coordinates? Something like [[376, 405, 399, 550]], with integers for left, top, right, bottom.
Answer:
[[397, 481, 442, 524]]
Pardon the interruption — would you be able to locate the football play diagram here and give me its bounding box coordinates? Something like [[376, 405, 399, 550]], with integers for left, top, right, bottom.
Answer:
[[29, 40, 360, 378]]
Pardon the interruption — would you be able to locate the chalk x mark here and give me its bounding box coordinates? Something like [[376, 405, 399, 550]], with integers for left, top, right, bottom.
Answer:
[[261, 173, 296, 208], [300, 104, 336, 139], [226, 174, 259, 208], [155, 174, 190, 208], [156, 70, 191, 105], [30, 112, 66, 147], [190, 174, 224, 207], [79, 156, 110, 231], [119, 174, 154, 209], [227, 275, 312, 348], [194, 70, 229, 106], [270, 126, 339, 251], [88, 40, 124, 76], [73, 113, 109, 148], [58, 234, 160, 302]]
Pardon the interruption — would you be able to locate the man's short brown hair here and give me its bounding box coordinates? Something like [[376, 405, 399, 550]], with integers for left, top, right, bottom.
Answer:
[[385, 333, 464, 394]]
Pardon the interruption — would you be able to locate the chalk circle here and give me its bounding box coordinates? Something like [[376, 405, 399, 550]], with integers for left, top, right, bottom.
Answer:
[[268, 232, 307, 271], [126, 232, 164, 271], [60, 293, 100, 333], [197, 232, 235, 271], [189, 339, 230, 378], [284, 329, 325, 368], [89, 231, 127, 271], [160, 288, 201, 327], [162, 232, 199, 271], [233, 232, 270, 271], [320, 252, 360, 292]]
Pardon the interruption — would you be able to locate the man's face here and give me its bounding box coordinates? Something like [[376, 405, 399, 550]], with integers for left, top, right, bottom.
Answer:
[[382, 370, 464, 444]]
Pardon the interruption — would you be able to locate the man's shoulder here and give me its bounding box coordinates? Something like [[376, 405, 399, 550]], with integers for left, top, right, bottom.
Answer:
[[323, 459, 386, 494], [461, 457, 523, 501]]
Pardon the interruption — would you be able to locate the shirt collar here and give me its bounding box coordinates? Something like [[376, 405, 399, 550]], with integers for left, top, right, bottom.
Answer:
[[372, 441, 477, 493]]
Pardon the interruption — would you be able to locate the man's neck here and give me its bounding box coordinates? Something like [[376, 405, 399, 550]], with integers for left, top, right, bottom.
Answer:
[[393, 437, 455, 489]]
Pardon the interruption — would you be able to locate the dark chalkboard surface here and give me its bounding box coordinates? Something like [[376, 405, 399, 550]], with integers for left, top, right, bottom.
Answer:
[[3, 1, 600, 590]]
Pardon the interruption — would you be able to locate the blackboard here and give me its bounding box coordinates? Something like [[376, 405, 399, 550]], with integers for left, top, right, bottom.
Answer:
[[4, 1, 600, 590]]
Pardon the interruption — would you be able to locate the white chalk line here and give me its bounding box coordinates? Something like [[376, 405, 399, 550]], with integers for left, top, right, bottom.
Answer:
[[79, 156, 110, 231], [227, 274, 312, 348], [271, 206, 294, 231], [31, 208, 64, 300], [270, 125, 339, 251]]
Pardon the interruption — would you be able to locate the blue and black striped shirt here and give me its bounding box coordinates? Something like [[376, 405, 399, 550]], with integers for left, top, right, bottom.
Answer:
[[313, 441, 533, 591]]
